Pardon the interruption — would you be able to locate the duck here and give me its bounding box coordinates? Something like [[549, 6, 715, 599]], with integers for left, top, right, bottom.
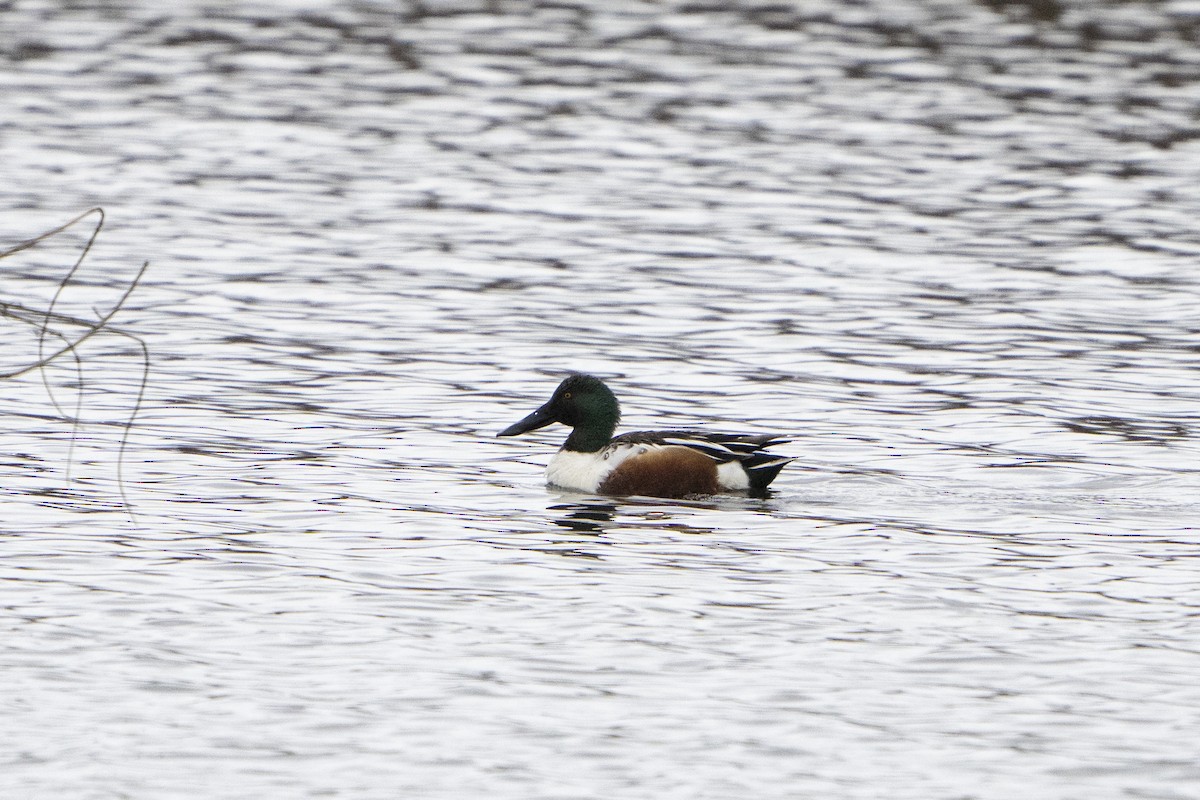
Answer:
[[497, 374, 793, 498]]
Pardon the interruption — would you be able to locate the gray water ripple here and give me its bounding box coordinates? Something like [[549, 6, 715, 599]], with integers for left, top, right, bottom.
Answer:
[[4, 1, 1200, 798]]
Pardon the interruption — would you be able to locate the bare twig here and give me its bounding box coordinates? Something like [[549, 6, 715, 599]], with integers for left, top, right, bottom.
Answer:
[[1, 209, 151, 523]]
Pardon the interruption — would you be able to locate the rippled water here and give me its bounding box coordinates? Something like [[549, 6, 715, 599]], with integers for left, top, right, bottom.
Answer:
[[3, 1, 1200, 797]]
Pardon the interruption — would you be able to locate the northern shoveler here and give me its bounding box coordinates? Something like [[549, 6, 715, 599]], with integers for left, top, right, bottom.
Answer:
[[497, 374, 793, 498]]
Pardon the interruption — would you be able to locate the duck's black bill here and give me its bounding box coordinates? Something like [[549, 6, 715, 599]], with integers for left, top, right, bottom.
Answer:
[[497, 404, 556, 437]]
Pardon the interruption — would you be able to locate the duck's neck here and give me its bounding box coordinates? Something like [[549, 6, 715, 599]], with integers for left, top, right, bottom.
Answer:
[[563, 418, 617, 453]]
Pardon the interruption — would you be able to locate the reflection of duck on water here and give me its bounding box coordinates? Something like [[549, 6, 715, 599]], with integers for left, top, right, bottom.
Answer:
[[499, 374, 793, 499], [549, 500, 616, 533]]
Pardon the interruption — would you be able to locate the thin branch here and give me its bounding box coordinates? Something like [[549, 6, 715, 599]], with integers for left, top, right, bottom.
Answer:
[[109, 328, 150, 525], [1, 209, 151, 524], [36, 209, 107, 413], [0, 259, 150, 380]]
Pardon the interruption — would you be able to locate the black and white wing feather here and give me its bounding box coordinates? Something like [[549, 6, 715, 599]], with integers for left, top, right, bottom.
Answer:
[[612, 430, 794, 492]]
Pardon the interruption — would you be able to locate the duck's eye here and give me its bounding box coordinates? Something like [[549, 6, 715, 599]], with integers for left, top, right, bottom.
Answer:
[[563, 392, 572, 399]]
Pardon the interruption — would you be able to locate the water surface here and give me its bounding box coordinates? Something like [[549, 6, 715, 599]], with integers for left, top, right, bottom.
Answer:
[[2, 1, 1199, 798]]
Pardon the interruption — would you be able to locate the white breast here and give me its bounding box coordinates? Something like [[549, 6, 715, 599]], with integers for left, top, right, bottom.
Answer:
[[545, 444, 645, 493]]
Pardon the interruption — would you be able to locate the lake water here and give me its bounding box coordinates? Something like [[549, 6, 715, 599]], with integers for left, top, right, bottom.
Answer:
[[2, 1, 1200, 797]]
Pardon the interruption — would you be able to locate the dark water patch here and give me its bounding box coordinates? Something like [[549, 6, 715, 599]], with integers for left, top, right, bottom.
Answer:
[[1063, 415, 1191, 443]]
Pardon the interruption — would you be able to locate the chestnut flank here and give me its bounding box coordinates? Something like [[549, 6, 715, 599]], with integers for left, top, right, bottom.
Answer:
[[598, 446, 719, 498]]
